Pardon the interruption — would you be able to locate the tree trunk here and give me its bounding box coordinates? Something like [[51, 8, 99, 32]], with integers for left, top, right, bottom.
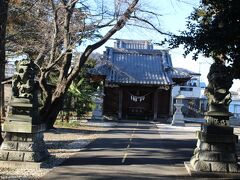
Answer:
[[42, 96, 64, 130], [0, 0, 9, 144], [40, 94, 65, 129]]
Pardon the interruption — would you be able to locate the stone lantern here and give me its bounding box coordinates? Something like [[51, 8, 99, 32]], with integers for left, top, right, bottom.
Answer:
[[91, 86, 104, 121], [171, 94, 185, 126]]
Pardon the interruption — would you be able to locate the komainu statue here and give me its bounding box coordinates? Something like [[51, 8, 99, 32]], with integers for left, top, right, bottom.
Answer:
[[12, 59, 37, 100], [204, 61, 233, 117], [186, 57, 240, 174], [0, 59, 49, 166]]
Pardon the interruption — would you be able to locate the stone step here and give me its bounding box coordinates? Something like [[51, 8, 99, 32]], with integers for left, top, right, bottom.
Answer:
[[7, 114, 33, 122], [10, 102, 33, 108], [2, 122, 46, 133]]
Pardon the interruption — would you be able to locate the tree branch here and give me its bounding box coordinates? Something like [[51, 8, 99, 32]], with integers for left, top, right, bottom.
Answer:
[[130, 15, 171, 36], [67, 0, 140, 85], [49, 0, 60, 63]]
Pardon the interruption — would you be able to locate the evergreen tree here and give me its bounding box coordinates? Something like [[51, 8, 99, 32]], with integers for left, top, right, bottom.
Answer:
[[65, 58, 99, 118], [167, 0, 240, 79]]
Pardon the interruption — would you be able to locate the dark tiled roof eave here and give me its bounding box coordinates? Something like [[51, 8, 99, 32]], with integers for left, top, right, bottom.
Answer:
[[89, 41, 175, 86], [170, 67, 193, 79], [105, 77, 173, 86], [106, 47, 165, 55], [105, 81, 173, 86]]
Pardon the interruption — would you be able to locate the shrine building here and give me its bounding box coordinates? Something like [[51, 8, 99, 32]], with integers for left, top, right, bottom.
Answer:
[[90, 39, 191, 121]]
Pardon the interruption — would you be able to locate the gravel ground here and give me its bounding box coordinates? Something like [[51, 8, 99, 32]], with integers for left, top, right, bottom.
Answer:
[[0, 124, 108, 180]]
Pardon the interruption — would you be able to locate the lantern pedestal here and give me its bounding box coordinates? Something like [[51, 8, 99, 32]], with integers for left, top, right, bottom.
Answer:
[[171, 94, 185, 126]]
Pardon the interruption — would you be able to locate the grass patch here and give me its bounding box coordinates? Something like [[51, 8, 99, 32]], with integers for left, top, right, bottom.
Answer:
[[54, 120, 81, 128]]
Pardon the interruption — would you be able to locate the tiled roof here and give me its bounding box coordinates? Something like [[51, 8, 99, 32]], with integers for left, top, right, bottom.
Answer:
[[89, 39, 196, 86], [172, 68, 201, 76], [170, 67, 193, 79], [92, 47, 173, 85]]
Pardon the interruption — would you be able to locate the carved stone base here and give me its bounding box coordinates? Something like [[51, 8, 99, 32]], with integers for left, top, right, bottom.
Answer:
[[171, 103, 185, 126], [91, 110, 103, 121], [171, 113, 185, 126], [185, 162, 240, 178], [186, 124, 240, 175], [0, 132, 49, 168], [0, 160, 45, 169]]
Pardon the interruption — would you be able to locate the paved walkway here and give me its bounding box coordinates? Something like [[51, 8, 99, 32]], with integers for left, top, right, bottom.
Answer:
[[43, 121, 202, 179]]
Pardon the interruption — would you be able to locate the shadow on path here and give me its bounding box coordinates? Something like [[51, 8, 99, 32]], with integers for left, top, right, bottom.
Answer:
[[43, 121, 198, 179]]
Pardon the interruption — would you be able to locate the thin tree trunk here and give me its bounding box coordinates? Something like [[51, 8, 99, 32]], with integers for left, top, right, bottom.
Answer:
[[0, 0, 9, 144]]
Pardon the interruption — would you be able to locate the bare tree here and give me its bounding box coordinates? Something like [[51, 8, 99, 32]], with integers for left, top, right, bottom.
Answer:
[[6, 0, 168, 129]]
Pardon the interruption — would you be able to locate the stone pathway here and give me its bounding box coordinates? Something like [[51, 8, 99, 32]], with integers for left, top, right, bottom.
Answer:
[[43, 121, 200, 179]]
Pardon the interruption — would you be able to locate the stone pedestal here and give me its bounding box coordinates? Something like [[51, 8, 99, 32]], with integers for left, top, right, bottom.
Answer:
[[0, 98, 49, 168], [186, 117, 240, 176], [171, 103, 185, 126], [0, 132, 49, 168], [0, 99, 49, 168]]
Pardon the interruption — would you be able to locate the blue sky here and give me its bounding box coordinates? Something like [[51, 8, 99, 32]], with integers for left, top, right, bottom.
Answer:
[[93, 0, 239, 91]]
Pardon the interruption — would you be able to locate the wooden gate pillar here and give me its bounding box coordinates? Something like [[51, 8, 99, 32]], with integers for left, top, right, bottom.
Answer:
[[153, 89, 158, 120], [118, 88, 123, 120]]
